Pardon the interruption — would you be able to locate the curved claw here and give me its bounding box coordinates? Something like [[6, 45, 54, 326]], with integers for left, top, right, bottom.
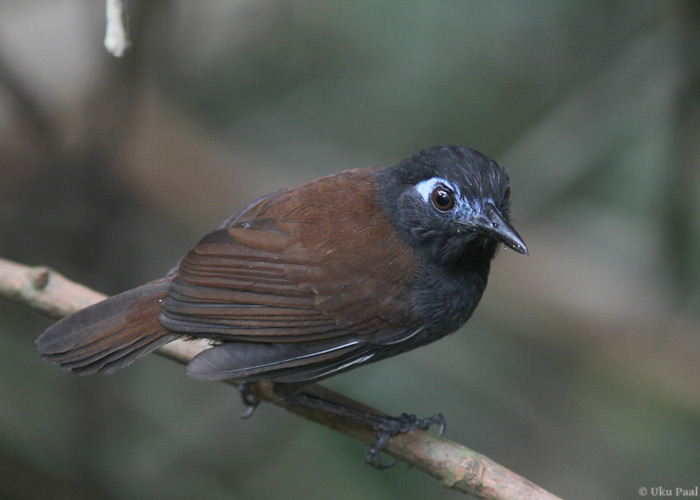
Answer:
[[238, 382, 260, 419], [425, 413, 446, 436], [366, 431, 398, 469], [240, 404, 258, 419]]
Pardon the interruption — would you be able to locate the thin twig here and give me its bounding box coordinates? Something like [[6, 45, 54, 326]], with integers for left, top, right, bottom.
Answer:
[[0, 256, 562, 500]]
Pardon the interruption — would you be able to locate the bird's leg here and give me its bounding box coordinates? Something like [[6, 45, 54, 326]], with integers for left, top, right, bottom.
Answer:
[[286, 390, 445, 468]]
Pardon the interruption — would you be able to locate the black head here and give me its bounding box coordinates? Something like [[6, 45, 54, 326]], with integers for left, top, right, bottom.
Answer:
[[377, 145, 527, 270]]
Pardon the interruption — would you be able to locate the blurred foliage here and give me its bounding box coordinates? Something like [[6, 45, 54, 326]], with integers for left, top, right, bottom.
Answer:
[[1, 1, 699, 499]]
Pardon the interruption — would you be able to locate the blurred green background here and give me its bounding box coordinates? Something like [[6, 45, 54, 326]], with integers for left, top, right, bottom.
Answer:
[[1, 1, 699, 499]]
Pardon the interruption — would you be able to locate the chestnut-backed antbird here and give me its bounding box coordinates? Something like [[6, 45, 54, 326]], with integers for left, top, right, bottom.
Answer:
[[37, 145, 527, 466]]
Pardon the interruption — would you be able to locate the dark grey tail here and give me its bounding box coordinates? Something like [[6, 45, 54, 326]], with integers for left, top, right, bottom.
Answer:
[[36, 278, 177, 375]]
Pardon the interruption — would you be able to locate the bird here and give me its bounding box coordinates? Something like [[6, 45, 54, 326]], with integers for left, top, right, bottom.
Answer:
[[36, 145, 527, 466]]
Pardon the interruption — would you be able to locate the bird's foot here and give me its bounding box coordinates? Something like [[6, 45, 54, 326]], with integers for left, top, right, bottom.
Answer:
[[365, 412, 446, 468], [238, 382, 260, 419], [284, 390, 446, 468]]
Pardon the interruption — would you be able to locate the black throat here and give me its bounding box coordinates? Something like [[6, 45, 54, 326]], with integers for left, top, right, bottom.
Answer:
[[375, 168, 495, 338]]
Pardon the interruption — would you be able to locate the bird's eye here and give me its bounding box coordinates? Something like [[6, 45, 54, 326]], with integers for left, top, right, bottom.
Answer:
[[430, 185, 455, 212]]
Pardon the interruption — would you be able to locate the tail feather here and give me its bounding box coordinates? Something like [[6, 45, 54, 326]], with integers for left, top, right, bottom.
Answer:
[[36, 278, 178, 375]]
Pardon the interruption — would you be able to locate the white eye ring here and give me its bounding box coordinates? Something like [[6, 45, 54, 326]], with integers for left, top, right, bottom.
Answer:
[[415, 177, 456, 204]]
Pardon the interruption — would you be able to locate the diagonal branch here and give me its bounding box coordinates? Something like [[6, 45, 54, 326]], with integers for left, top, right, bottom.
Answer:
[[0, 256, 561, 500]]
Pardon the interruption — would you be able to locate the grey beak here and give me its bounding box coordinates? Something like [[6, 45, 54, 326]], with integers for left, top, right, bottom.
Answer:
[[476, 202, 528, 255]]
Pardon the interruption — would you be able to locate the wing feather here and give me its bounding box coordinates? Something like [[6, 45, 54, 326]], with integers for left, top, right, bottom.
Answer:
[[159, 168, 420, 383]]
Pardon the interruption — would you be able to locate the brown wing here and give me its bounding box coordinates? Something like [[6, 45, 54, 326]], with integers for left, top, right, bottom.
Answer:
[[159, 168, 419, 383]]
